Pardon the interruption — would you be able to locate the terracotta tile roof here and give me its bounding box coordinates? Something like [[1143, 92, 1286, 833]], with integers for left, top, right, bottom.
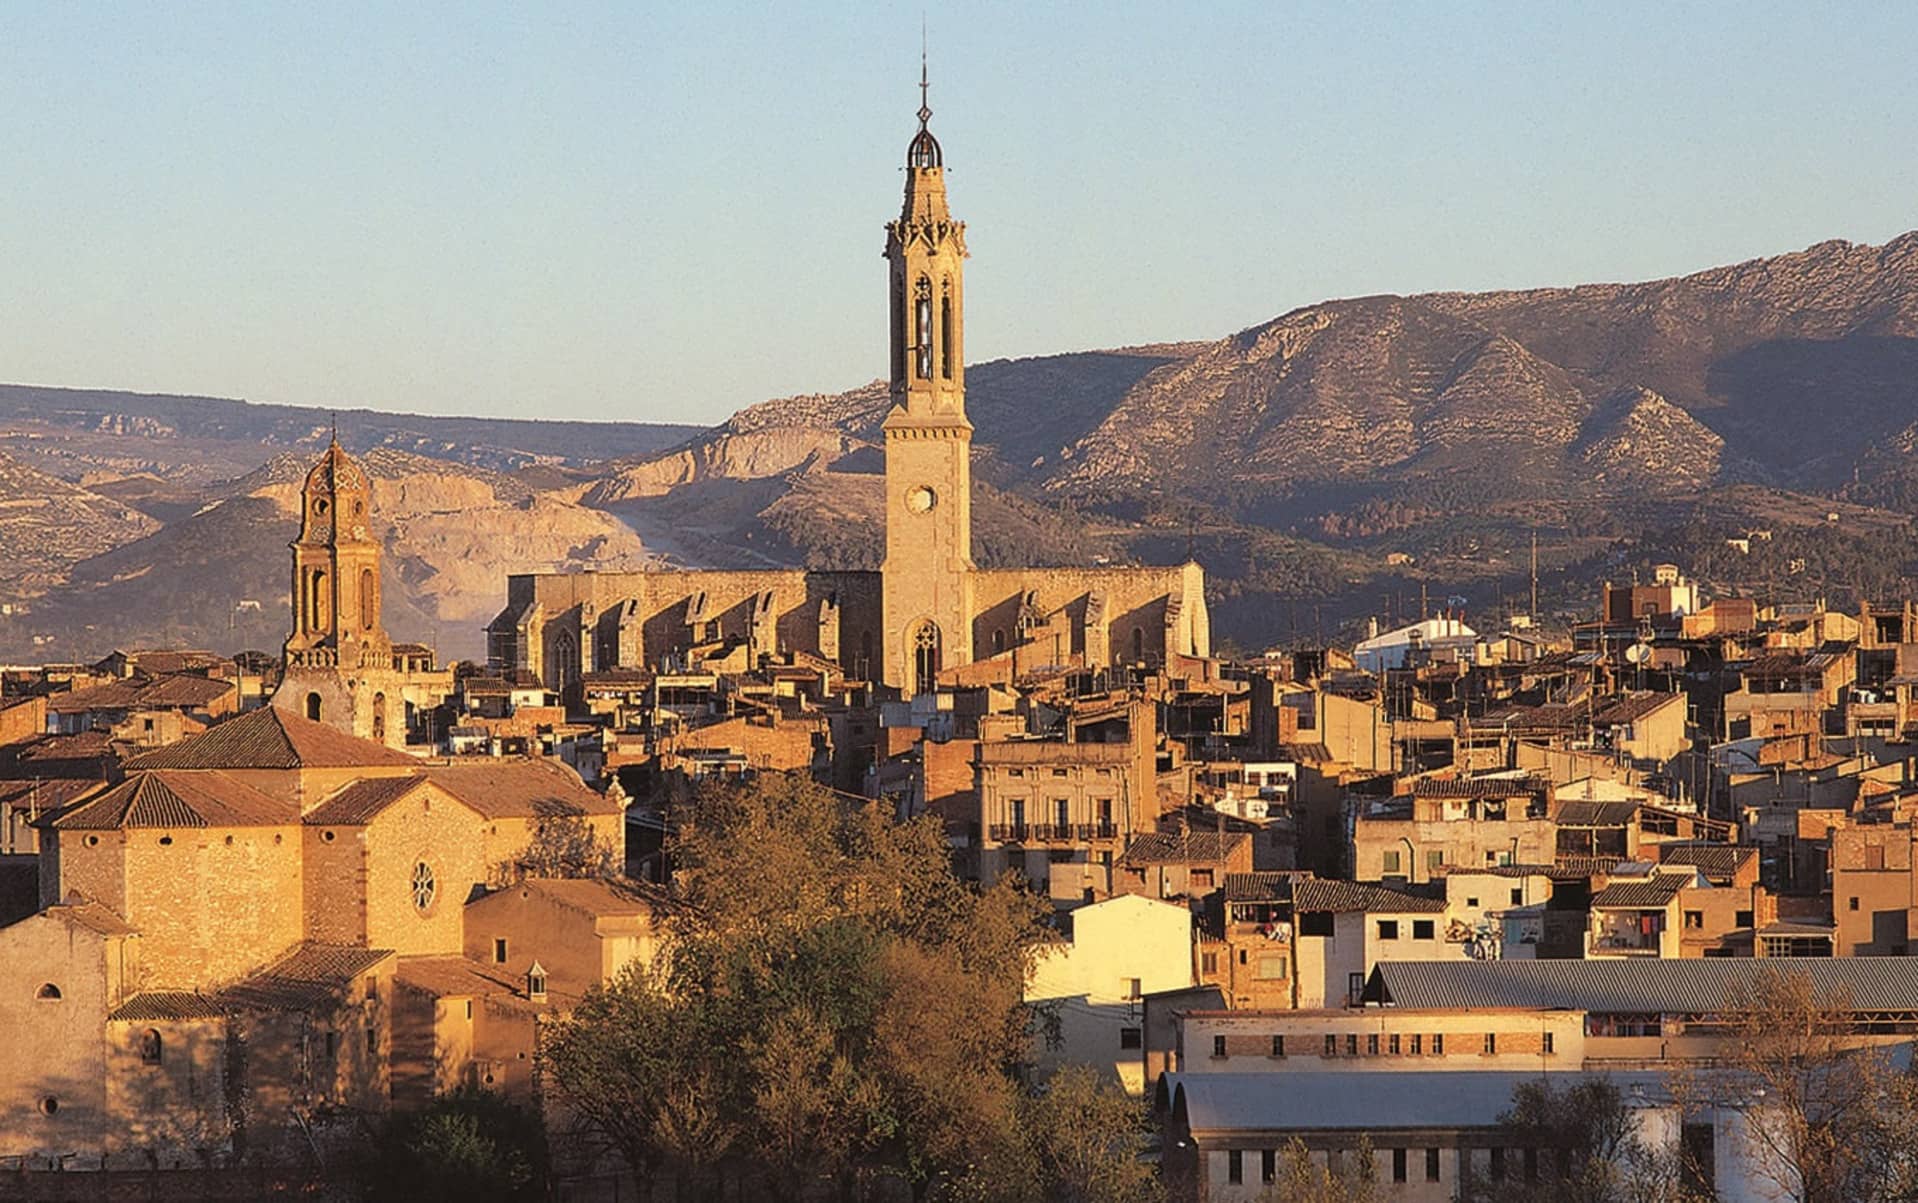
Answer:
[[47, 674, 233, 713], [0, 777, 95, 815], [303, 776, 426, 826], [1371, 958, 1918, 1014], [1554, 800, 1642, 827], [47, 771, 295, 830], [49, 897, 138, 937], [109, 991, 226, 1021], [1222, 871, 1308, 902], [1411, 777, 1549, 800], [395, 955, 526, 1001], [1590, 692, 1682, 726], [1122, 830, 1248, 864], [514, 876, 670, 918], [423, 759, 620, 819], [220, 943, 393, 1013], [1291, 879, 1446, 914], [1591, 875, 1688, 908], [1550, 855, 1625, 878], [1656, 843, 1754, 881], [124, 706, 418, 771]]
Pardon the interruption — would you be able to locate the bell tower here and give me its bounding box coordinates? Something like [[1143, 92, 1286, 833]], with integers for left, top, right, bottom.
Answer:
[[284, 435, 390, 671], [881, 60, 975, 693]]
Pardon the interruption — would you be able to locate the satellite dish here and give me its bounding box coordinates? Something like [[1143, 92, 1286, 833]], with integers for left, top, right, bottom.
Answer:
[[1625, 643, 1650, 665]]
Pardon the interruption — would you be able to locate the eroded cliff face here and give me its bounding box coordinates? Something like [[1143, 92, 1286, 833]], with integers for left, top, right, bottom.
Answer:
[[0, 450, 160, 596]]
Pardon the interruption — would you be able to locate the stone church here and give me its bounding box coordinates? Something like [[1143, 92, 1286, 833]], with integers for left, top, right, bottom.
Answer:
[[489, 88, 1210, 694]]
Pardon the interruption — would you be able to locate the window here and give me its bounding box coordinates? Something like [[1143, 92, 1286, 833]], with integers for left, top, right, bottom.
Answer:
[[1299, 912, 1333, 937], [1367, 1033, 1380, 1055], [1256, 954, 1288, 981], [1851, 896, 1861, 911], [1427, 849, 1444, 871], [1736, 909, 1754, 928], [1055, 799, 1070, 829], [1388, 1033, 1400, 1055], [1191, 868, 1215, 890], [1483, 1033, 1497, 1054], [324, 1030, 339, 1060], [35, 983, 61, 1001], [366, 1025, 378, 1053], [493, 938, 508, 965], [1393, 1147, 1408, 1183], [1466, 896, 1480, 908], [1324, 1034, 1337, 1056], [1201, 951, 1219, 975], [914, 277, 933, 379], [1378, 920, 1400, 941], [38, 1097, 57, 1117], [1120, 1027, 1141, 1050], [940, 288, 954, 379], [1413, 919, 1435, 940], [1345, 1033, 1358, 1057], [1051, 768, 1069, 778], [1381, 850, 1402, 874], [1121, 977, 1141, 1000], [411, 862, 437, 913], [140, 1029, 163, 1066], [1212, 1035, 1227, 1058], [1270, 1035, 1285, 1057], [1542, 1031, 1555, 1055], [1685, 910, 1704, 930], [1431, 1033, 1442, 1055], [1426, 1147, 1441, 1182], [1511, 887, 1524, 905], [1227, 1150, 1244, 1185], [306, 691, 322, 721], [528, 965, 547, 1001], [1410, 1034, 1422, 1055]]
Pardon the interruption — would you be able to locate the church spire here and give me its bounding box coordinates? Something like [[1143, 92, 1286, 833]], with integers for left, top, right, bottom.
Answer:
[[906, 37, 942, 169]]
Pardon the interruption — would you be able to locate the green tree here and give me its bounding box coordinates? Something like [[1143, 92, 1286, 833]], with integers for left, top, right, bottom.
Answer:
[[1256, 1137, 1377, 1203], [496, 812, 620, 884], [540, 773, 1060, 1202], [1022, 1065, 1161, 1203], [369, 1088, 549, 1203]]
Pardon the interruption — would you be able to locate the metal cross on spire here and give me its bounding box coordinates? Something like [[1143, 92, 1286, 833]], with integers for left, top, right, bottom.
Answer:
[[917, 20, 931, 130]]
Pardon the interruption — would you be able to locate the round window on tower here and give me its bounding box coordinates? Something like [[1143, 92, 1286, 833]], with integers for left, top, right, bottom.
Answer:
[[906, 486, 937, 514], [313, 499, 329, 515]]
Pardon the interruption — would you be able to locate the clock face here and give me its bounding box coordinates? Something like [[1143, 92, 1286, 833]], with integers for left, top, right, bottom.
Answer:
[[906, 486, 937, 514]]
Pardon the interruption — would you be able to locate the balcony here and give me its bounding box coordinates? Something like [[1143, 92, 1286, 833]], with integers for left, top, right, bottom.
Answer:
[[987, 822, 1121, 845]]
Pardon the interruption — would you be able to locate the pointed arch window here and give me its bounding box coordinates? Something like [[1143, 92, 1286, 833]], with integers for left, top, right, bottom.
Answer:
[[360, 568, 376, 631], [912, 622, 942, 696], [940, 280, 954, 380], [914, 277, 933, 380], [891, 269, 907, 386]]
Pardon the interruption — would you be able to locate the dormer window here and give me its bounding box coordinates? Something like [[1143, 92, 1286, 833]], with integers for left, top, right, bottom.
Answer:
[[527, 961, 548, 1004]]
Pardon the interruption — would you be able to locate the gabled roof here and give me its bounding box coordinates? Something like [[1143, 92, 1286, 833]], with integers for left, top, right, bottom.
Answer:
[[124, 706, 418, 771], [1223, 871, 1307, 902], [47, 771, 295, 830], [1122, 830, 1248, 865], [1370, 957, 1918, 1014], [396, 955, 544, 1009], [1555, 800, 1642, 827], [220, 943, 393, 1012], [302, 776, 428, 826], [1411, 776, 1548, 800], [1291, 879, 1445, 914], [423, 759, 620, 819]]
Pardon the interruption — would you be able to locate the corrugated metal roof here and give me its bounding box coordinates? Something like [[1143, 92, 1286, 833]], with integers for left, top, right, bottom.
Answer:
[[1168, 1069, 1673, 1136], [125, 707, 418, 771], [1292, 879, 1445, 914], [1372, 957, 1918, 1014]]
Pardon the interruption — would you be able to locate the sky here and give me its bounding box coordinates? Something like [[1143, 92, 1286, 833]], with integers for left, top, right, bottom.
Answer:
[[2, 2, 1915, 428]]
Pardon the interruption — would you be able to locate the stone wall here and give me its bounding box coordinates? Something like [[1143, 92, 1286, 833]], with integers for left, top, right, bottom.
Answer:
[[124, 825, 302, 987]]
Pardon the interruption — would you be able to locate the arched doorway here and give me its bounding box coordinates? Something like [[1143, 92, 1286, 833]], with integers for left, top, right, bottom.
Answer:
[[912, 622, 941, 696]]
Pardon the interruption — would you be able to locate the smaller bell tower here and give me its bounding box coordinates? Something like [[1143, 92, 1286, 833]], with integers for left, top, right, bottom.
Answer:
[[285, 435, 390, 669], [881, 58, 975, 693]]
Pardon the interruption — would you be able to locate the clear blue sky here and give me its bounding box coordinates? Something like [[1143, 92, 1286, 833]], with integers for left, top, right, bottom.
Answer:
[[3, 2, 1914, 427]]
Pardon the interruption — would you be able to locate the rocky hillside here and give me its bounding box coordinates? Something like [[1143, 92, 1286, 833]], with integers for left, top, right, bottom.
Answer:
[[7, 233, 1918, 660]]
